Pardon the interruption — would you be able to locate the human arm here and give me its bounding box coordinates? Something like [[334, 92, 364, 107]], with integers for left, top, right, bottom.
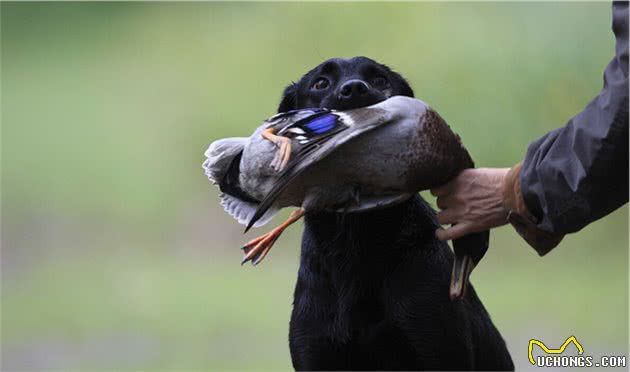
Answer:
[[432, 2, 629, 255]]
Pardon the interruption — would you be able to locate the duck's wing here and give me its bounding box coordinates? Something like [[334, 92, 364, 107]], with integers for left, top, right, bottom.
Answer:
[[263, 108, 351, 151], [264, 108, 329, 128], [245, 96, 419, 232]]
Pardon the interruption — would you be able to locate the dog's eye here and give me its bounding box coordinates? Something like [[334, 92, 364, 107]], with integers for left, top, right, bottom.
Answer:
[[312, 78, 330, 90], [372, 76, 388, 88]]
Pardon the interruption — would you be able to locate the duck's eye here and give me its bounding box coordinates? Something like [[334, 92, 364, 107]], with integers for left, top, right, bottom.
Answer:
[[372, 76, 388, 88], [312, 78, 330, 90]]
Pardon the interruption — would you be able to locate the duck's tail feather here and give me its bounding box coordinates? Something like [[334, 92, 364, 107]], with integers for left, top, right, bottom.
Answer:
[[220, 193, 278, 228]]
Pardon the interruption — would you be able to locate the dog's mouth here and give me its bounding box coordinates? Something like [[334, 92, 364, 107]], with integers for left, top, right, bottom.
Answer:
[[322, 88, 388, 111], [326, 97, 386, 111]]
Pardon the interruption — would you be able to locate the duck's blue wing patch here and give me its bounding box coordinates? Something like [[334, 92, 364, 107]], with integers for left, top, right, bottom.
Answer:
[[264, 108, 327, 127], [302, 113, 338, 134], [276, 111, 350, 146]]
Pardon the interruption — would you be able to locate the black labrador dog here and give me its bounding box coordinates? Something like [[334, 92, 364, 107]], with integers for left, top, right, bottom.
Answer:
[[278, 56, 514, 371]]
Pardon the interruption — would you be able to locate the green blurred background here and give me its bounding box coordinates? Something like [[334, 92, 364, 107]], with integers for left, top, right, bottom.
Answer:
[[2, 2, 627, 370]]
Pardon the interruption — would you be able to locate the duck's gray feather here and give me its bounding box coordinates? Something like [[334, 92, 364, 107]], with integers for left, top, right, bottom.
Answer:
[[203, 137, 247, 184], [219, 193, 278, 228]]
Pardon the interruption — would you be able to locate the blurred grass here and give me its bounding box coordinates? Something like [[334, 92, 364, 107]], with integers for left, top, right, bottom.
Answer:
[[1, 2, 627, 370]]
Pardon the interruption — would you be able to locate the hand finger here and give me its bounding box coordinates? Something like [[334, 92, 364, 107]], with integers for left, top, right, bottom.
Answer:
[[436, 195, 456, 210], [436, 208, 460, 225], [430, 181, 455, 197], [435, 223, 474, 241]]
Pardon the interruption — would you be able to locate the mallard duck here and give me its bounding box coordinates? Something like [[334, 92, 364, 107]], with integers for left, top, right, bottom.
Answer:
[[203, 95, 488, 300]]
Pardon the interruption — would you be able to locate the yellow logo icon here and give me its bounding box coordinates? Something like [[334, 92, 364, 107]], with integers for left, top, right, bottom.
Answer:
[[528, 336, 584, 365]]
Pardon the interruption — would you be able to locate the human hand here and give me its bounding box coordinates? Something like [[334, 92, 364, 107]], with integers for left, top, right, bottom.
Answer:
[[430, 168, 511, 241]]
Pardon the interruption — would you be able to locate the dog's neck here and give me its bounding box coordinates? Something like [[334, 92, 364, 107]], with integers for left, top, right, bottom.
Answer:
[[299, 194, 440, 272], [295, 194, 443, 341]]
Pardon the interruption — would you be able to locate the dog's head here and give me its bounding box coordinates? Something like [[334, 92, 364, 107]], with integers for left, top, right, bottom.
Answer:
[[278, 56, 414, 112]]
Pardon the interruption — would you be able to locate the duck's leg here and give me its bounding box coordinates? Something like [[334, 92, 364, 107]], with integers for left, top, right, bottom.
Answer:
[[262, 128, 292, 172], [241, 208, 305, 266]]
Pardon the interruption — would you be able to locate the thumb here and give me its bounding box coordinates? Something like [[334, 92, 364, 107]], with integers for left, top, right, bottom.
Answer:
[[435, 223, 473, 241]]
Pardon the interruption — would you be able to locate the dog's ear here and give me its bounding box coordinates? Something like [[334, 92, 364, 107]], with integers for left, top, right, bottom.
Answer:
[[383, 65, 414, 98], [396, 76, 414, 98], [277, 83, 298, 113]]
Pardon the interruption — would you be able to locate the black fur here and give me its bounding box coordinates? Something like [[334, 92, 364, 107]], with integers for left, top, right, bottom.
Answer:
[[279, 57, 514, 371]]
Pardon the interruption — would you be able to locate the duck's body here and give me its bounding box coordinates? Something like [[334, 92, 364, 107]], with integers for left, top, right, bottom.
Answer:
[[206, 96, 472, 222]]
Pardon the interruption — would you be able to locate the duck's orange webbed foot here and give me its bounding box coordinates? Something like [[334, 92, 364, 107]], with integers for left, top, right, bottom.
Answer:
[[262, 127, 292, 172], [241, 208, 305, 266]]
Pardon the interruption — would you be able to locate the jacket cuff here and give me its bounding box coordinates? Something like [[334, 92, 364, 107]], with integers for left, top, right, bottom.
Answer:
[[502, 161, 565, 256]]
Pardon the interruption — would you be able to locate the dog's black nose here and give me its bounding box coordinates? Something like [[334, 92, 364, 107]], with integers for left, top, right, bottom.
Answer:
[[339, 80, 370, 99]]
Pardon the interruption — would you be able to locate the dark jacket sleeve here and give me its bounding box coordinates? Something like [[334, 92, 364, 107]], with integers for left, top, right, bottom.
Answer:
[[519, 2, 629, 235]]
